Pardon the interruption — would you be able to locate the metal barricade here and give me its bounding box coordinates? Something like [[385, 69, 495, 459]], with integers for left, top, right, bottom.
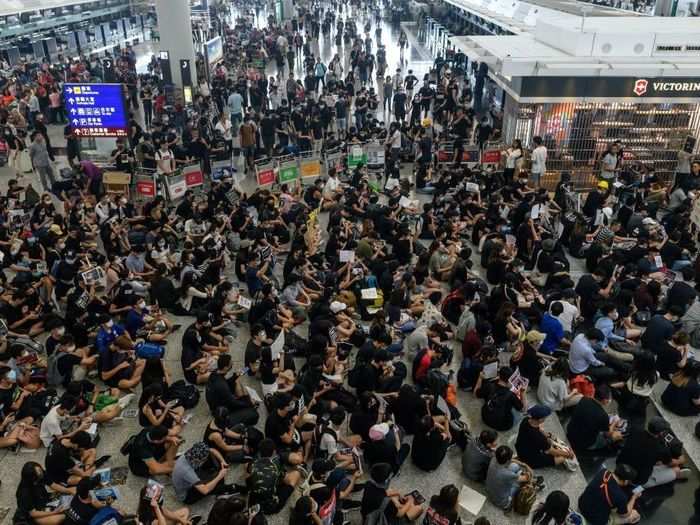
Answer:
[[254, 157, 276, 188], [347, 143, 367, 169], [298, 150, 322, 185], [436, 141, 480, 168], [481, 141, 503, 169], [133, 169, 158, 205], [276, 154, 299, 186], [366, 141, 385, 169]]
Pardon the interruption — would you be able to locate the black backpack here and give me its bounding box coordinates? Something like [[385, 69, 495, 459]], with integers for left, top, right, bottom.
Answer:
[[481, 386, 514, 431], [164, 379, 200, 409]]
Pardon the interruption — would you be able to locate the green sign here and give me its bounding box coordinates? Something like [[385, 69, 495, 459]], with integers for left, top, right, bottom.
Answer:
[[348, 146, 367, 168], [278, 165, 299, 183]]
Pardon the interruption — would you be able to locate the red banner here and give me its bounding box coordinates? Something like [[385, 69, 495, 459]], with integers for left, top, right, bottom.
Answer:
[[136, 180, 156, 197], [257, 168, 275, 186]]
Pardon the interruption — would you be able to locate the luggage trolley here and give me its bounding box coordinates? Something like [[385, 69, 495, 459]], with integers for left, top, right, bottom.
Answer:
[[436, 140, 481, 169], [254, 157, 277, 189], [324, 146, 346, 180], [133, 168, 158, 206], [276, 154, 299, 187], [365, 140, 385, 185], [298, 150, 322, 185]]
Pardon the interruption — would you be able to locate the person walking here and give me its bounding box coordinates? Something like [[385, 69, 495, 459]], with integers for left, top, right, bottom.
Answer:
[[28, 132, 55, 192]]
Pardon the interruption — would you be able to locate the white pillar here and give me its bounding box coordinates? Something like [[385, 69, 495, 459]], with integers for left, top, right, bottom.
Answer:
[[155, 0, 198, 89]]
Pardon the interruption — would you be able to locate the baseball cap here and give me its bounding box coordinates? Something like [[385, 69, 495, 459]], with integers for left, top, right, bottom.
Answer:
[[597, 180, 609, 190], [527, 405, 552, 420]]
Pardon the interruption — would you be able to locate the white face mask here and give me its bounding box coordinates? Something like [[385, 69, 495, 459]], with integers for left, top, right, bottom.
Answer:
[[56, 327, 65, 336], [106, 320, 114, 328], [138, 301, 147, 309]]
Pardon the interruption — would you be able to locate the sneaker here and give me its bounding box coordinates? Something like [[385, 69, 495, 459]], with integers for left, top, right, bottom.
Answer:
[[564, 459, 579, 472], [172, 324, 183, 331], [190, 515, 202, 525], [118, 393, 136, 409], [678, 468, 692, 481]]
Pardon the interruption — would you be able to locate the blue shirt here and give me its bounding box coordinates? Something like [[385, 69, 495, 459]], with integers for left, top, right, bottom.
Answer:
[[96, 324, 126, 362], [227, 92, 243, 115], [540, 313, 564, 354], [245, 265, 263, 295], [125, 308, 146, 338], [594, 316, 624, 347], [569, 333, 604, 374]]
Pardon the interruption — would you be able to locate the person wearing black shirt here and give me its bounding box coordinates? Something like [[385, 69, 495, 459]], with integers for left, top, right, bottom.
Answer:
[[410, 415, 450, 472], [392, 88, 407, 124], [578, 464, 640, 525], [128, 425, 178, 477], [264, 392, 305, 465], [205, 355, 258, 427], [566, 385, 622, 453], [181, 312, 213, 385], [582, 182, 607, 222], [45, 431, 99, 494], [424, 485, 462, 525], [260, 111, 277, 157], [617, 416, 689, 488], [418, 81, 435, 118], [474, 366, 525, 431], [515, 405, 576, 470]]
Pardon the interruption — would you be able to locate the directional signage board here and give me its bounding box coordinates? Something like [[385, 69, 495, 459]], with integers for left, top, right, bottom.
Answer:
[[63, 83, 128, 138]]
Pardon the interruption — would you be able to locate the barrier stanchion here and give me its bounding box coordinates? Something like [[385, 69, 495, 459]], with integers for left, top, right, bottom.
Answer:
[[277, 154, 299, 185]]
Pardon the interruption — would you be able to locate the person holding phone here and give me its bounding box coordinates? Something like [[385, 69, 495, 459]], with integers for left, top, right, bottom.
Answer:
[[424, 484, 461, 525], [578, 464, 641, 525]]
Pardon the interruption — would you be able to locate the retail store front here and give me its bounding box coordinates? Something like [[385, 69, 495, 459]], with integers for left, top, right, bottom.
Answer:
[[496, 74, 700, 189]]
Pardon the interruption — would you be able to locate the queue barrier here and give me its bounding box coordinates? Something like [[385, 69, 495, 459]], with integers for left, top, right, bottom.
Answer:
[[299, 150, 322, 183], [255, 158, 276, 187], [325, 148, 345, 179], [347, 144, 367, 169], [277, 155, 299, 185], [134, 171, 157, 199], [164, 172, 188, 201], [366, 141, 385, 168], [436, 141, 480, 166]]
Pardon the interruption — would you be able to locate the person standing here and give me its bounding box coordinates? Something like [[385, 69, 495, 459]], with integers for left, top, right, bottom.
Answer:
[[227, 90, 244, 131], [29, 132, 55, 191], [530, 136, 547, 188], [239, 116, 257, 174]]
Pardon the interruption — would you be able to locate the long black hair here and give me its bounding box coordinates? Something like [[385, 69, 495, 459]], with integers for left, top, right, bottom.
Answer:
[[531, 490, 569, 525]]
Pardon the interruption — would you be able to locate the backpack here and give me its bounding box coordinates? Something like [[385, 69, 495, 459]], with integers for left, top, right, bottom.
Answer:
[[481, 386, 514, 431], [164, 379, 200, 409], [249, 457, 282, 514], [513, 482, 537, 515], [47, 352, 67, 387], [426, 368, 449, 398], [135, 342, 165, 359], [89, 506, 122, 525]]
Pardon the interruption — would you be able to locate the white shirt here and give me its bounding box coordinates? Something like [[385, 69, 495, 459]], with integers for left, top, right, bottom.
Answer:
[[40, 406, 65, 447], [506, 148, 522, 169], [323, 176, 341, 198], [155, 149, 174, 175], [389, 129, 402, 149], [555, 300, 579, 333], [319, 424, 340, 456], [531, 145, 547, 174], [215, 120, 233, 141]]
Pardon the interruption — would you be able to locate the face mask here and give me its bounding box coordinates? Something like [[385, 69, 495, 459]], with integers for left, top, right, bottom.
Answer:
[[56, 327, 65, 336], [158, 241, 166, 248], [138, 301, 147, 309], [611, 312, 619, 321], [106, 320, 114, 328], [66, 345, 76, 352], [6, 370, 17, 383]]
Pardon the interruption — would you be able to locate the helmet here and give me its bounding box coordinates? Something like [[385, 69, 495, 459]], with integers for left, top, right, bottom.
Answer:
[[597, 180, 609, 190]]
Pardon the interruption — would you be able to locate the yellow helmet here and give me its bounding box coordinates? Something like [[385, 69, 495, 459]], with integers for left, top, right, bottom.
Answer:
[[597, 180, 609, 190], [421, 118, 432, 128]]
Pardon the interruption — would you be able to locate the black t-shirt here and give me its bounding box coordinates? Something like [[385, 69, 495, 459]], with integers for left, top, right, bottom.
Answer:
[[0, 384, 17, 415], [641, 315, 674, 351], [662, 379, 700, 416], [46, 440, 77, 484], [424, 503, 462, 525], [617, 429, 671, 485], [582, 190, 604, 218], [411, 427, 448, 471], [244, 340, 262, 369], [566, 397, 609, 451], [361, 481, 397, 521], [578, 469, 629, 525], [575, 274, 602, 319], [181, 325, 204, 372], [656, 341, 683, 377], [515, 419, 553, 468], [129, 428, 165, 477], [479, 382, 523, 431], [260, 116, 276, 138], [265, 411, 294, 449], [14, 482, 51, 522]]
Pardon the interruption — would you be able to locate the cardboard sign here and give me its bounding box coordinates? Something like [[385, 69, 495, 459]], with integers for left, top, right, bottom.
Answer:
[[339, 250, 355, 263], [278, 164, 299, 183], [237, 296, 252, 309], [182, 164, 204, 187], [256, 168, 275, 186]]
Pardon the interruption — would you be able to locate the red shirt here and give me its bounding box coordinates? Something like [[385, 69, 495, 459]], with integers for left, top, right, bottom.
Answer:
[[416, 351, 432, 381]]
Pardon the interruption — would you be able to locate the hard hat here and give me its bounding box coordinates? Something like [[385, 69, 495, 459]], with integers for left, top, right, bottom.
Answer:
[[597, 180, 609, 190]]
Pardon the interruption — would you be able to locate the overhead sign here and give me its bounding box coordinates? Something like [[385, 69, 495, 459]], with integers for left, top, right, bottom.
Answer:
[[518, 76, 700, 100], [63, 83, 128, 138], [206, 36, 223, 65]]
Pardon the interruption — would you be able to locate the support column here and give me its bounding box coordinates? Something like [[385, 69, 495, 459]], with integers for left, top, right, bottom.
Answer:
[[154, 0, 197, 89]]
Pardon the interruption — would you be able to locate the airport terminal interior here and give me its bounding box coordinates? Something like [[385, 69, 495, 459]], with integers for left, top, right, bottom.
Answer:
[[1, 0, 700, 524]]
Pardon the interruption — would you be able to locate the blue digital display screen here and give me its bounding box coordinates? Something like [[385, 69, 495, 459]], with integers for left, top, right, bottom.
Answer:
[[63, 83, 128, 138]]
